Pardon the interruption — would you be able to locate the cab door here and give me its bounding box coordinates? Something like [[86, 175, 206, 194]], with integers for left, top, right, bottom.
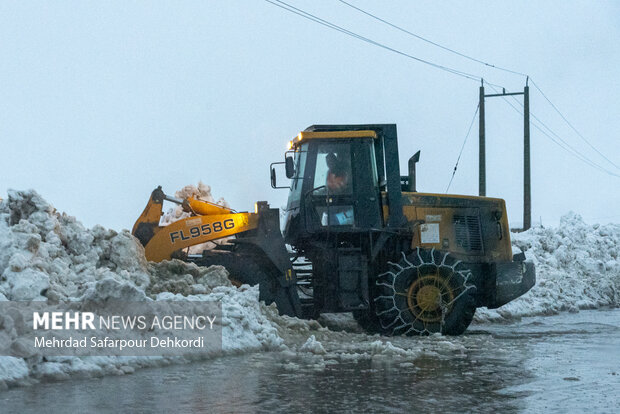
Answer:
[[351, 139, 382, 229]]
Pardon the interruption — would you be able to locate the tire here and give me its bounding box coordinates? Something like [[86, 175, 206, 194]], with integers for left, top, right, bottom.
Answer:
[[352, 303, 383, 334], [374, 248, 477, 336]]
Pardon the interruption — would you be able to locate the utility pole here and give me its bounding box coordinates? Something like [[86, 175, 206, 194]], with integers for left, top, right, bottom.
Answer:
[[479, 79, 532, 230], [479, 84, 486, 197], [523, 80, 531, 230]]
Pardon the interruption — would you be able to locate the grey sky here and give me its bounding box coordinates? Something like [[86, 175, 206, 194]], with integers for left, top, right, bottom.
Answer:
[[1, 1, 619, 230]]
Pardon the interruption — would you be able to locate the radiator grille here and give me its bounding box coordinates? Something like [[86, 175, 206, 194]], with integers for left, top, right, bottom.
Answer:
[[453, 215, 483, 253]]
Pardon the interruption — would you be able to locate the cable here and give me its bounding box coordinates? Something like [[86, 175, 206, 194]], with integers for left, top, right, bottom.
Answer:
[[336, 1, 618, 171], [264, 0, 482, 82], [502, 88, 617, 174], [487, 84, 620, 178], [266, 0, 618, 177], [446, 104, 479, 193], [501, 89, 619, 176], [488, 84, 608, 172], [530, 79, 620, 171], [337, 0, 528, 78], [504, 81, 620, 173], [265, 1, 512, 89]]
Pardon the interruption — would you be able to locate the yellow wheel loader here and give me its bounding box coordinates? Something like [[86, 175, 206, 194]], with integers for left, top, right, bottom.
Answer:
[[133, 124, 535, 335]]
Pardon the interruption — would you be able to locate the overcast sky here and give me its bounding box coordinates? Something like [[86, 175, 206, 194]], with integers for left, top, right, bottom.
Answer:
[[1, 1, 619, 230]]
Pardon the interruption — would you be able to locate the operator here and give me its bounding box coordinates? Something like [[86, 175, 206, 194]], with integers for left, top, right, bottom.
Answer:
[[323, 152, 354, 226], [325, 153, 351, 194]]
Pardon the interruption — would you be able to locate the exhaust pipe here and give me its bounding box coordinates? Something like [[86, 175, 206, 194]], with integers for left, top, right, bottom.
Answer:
[[408, 151, 421, 192]]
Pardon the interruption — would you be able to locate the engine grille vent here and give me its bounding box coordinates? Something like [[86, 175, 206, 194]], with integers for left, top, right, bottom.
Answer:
[[453, 215, 483, 253]]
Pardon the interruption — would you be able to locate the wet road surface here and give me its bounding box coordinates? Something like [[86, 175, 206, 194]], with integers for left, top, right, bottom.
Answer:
[[2, 309, 619, 413]]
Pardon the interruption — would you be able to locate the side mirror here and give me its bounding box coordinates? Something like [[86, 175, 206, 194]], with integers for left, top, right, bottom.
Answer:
[[269, 161, 292, 189], [285, 156, 295, 179], [270, 167, 277, 188]]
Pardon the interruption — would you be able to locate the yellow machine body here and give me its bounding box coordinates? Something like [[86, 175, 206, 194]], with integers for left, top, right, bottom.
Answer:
[[405, 193, 512, 262], [380, 191, 513, 264]]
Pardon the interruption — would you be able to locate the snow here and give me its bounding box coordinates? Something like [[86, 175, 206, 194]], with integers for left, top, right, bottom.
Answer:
[[476, 212, 620, 321], [1, 189, 618, 388], [0, 357, 28, 390], [160, 182, 230, 227], [299, 335, 327, 355], [159, 182, 232, 254], [0, 189, 281, 387]]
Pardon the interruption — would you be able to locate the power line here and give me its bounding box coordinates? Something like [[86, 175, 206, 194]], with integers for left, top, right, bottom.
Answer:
[[486, 84, 620, 178], [446, 104, 479, 193], [529, 79, 620, 171], [335, 1, 618, 173], [266, 0, 618, 177], [337, 0, 528, 78], [264, 0, 483, 82], [502, 87, 620, 176], [489, 84, 605, 172], [491, 85, 620, 178]]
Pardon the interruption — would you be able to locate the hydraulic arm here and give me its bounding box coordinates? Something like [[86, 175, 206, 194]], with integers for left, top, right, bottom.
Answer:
[[132, 186, 259, 262]]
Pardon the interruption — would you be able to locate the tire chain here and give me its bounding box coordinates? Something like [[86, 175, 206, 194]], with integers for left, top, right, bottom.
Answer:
[[374, 247, 476, 335]]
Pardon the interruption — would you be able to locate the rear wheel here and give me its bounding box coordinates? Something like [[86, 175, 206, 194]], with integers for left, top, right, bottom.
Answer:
[[374, 248, 476, 336]]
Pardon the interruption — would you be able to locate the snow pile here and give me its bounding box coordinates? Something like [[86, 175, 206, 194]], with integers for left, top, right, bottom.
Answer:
[[0, 189, 282, 389], [160, 182, 231, 254], [477, 212, 620, 321]]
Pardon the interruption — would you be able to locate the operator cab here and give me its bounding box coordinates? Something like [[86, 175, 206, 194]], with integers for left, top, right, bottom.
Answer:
[[281, 130, 383, 243]]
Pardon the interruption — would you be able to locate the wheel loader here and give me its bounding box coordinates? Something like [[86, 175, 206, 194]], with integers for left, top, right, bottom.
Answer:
[[132, 124, 535, 335]]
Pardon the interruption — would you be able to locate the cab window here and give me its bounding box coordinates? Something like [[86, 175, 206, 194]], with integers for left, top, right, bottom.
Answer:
[[313, 143, 352, 195]]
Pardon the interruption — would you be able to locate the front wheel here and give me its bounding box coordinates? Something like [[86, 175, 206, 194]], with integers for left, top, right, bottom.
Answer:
[[352, 303, 383, 334], [374, 248, 477, 336]]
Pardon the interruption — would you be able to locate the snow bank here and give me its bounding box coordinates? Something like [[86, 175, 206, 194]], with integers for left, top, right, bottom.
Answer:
[[0, 189, 281, 388], [477, 212, 620, 321]]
